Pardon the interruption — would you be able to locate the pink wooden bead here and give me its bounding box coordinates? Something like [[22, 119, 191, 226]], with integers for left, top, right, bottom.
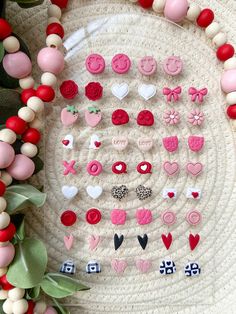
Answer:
[[0, 243, 15, 268], [164, 0, 189, 23], [3, 51, 32, 79], [7, 154, 35, 180], [44, 307, 58, 314], [37, 47, 64, 75], [221, 69, 236, 93], [0, 142, 15, 168]]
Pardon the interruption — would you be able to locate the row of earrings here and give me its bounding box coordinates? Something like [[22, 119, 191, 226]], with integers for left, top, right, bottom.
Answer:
[[60, 259, 201, 277]]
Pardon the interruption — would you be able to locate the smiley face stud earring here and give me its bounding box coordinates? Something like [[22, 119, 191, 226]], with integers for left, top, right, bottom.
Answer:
[[163, 56, 183, 76]]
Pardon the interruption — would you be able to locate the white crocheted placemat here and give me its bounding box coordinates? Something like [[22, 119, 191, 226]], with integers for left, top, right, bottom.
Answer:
[[7, 1, 236, 313]]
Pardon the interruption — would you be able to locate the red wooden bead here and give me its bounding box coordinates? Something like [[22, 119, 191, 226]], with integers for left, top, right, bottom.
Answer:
[[51, 0, 68, 8], [0, 18, 12, 40], [6, 116, 27, 135], [26, 301, 35, 314], [0, 274, 14, 290], [138, 0, 154, 8], [22, 128, 41, 144], [227, 105, 236, 119], [217, 44, 235, 61], [21, 88, 36, 104], [0, 181, 6, 196], [0, 223, 16, 242], [197, 9, 214, 28], [46, 22, 64, 38], [36, 85, 55, 102]]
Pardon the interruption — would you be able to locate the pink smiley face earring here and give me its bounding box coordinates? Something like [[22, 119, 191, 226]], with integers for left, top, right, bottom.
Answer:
[[86, 54, 105, 74], [163, 56, 183, 76], [138, 56, 157, 76]]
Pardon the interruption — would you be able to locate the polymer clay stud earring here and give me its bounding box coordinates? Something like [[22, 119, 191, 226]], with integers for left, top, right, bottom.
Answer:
[[136, 185, 152, 200], [136, 161, 152, 174], [112, 109, 129, 125], [111, 185, 129, 201], [85, 54, 105, 74], [163, 56, 183, 76], [84, 107, 102, 127], [186, 210, 202, 226], [136, 208, 153, 225], [60, 259, 76, 275], [159, 259, 176, 275], [188, 87, 208, 103], [86, 160, 103, 176], [138, 84, 157, 101], [186, 188, 201, 199], [161, 233, 173, 250], [186, 162, 203, 176], [161, 210, 177, 226], [111, 83, 129, 100], [184, 262, 201, 277], [111, 53, 131, 74], [163, 86, 182, 102], [137, 110, 154, 126], [137, 234, 148, 250], [86, 260, 101, 273], [189, 233, 200, 251], [138, 56, 157, 76], [188, 135, 204, 152], [162, 136, 179, 152], [112, 161, 127, 174], [162, 188, 177, 199]]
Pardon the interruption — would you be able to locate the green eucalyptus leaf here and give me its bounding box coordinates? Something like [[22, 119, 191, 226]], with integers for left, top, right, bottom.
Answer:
[[0, 42, 4, 63], [4, 184, 47, 214], [32, 156, 44, 175], [40, 273, 89, 299], [11, 214, 25, 243], [26, 285, 41, 300], [0, 89, 23, 124], [53, 303, 70, 314], [7, 238, 48, 289]]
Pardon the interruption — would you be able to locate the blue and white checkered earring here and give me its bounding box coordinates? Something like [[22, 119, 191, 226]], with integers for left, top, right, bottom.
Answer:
[[184, 262, 201, 277], [159, 259, 176, 275], [60, 259, 76, 275], [86, 260, 101, 274]]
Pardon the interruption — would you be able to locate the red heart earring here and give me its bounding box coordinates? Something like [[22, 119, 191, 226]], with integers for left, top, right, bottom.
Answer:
[[161, 233, 173, 250], [189, 233, 200, 251]]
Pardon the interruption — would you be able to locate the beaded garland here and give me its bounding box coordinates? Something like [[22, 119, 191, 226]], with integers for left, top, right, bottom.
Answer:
[[0, 0, 236, 313]]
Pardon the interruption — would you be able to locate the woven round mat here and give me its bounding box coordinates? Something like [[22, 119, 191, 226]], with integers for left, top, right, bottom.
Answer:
[[7, 1, 236, 313]]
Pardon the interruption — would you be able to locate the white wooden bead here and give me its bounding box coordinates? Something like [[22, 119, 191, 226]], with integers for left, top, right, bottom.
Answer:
[[226, 92, 236, 105], [41, 72, 57, 87], [47, 17, 61, 25], [34, 301, 47, 314], [29, 118, 43, 130], [0, 241, 9, 247], [45, 35, 62, 50], [0, 171, 12, 187], [224, 57, 236, 70], [12, 299, 28, 314], [186, 3, 201, 21], [3, 298, 13, 314], [0, 197, 7, 213], [27, 96, 44, 113], [212, 32, 227, 47], [0, 212, 10, 229], [205, 22, 221, 39], [152, 0, 166, 13], [20, 143, 38, 158], [0, 129, 16, 144], [3, 36, 20, 53], [0, 290, 8, 300], [48, 4, 62, 19], [18, 107, 35, 123], [46, 34, 62, 48], [19, 76, 35, 89], [8, 289, 25, 302], [0, 267, 8, 277]]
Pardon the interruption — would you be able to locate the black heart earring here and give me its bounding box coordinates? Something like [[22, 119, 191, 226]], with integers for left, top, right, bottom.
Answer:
[[137, 234, 148, 250], [114, 234, 124, 250]]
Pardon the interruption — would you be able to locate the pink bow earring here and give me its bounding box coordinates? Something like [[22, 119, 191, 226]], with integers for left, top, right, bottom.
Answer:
[[188, 87, 208, 103], [163, 86, 182, 102]]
